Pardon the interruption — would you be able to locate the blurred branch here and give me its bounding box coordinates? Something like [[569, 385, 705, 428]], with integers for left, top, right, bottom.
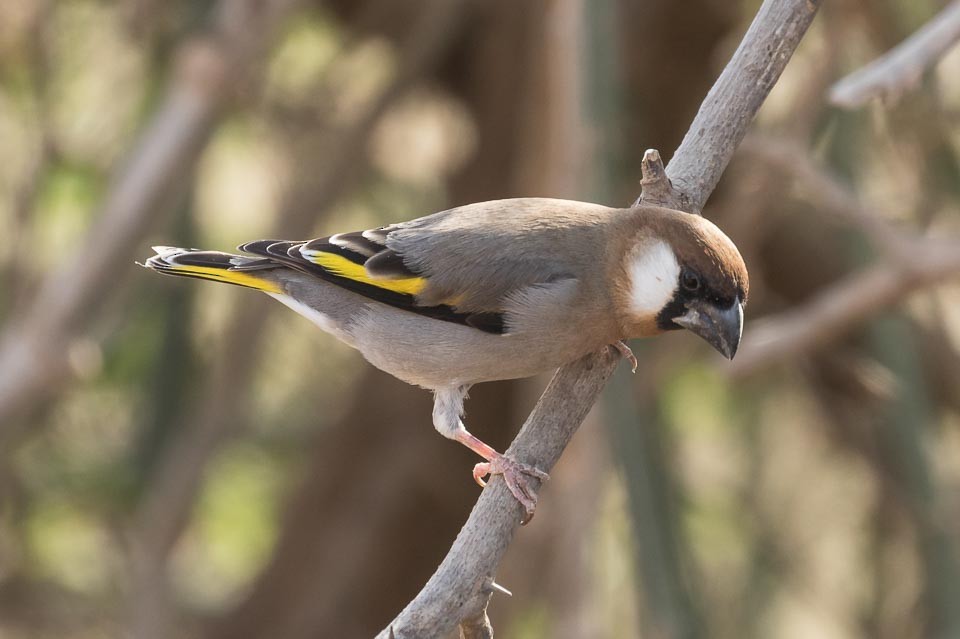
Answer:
[[5, 130, 55, 311], [5, 1, 56, 308], [605, 364, 704, 638], [829, 1, 960, 109], [381, 0, 820, 636], [0, 0, 300, 432], [738, 135, 911, 258], [731, 240, 960, 377], [730, 135, 960, 377], [127, 3, 468, 637], [867, 316, 960, 638], [132, 0, 469, 562]]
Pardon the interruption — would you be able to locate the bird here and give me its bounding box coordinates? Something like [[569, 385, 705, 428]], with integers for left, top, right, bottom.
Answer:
[[143, 198, 748, 522]]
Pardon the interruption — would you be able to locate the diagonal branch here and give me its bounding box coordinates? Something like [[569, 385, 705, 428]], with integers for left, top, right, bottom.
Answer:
[[380, 0, 821, 636], [829, 1, 960, 109]]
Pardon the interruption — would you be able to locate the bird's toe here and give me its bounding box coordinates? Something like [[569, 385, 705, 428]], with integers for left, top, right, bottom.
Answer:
[[475, 454, 549, 524]]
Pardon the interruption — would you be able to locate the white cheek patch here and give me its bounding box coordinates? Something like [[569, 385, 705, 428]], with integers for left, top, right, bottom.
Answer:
[[627, 240, 681, 316]]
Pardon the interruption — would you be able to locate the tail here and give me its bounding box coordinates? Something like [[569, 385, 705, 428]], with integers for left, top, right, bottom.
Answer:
[[142, 246, 282, 294]]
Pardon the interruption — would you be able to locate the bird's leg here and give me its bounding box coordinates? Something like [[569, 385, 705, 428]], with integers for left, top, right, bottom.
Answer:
[[612, 340, 638, 373], [433, 386, 549, 523]]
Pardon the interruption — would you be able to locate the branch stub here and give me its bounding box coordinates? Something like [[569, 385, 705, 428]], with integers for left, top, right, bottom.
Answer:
[[636, 148, 683, 210]]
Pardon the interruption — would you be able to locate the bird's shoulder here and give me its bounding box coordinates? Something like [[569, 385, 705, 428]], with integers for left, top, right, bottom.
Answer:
[[384, 198, 623, 310]]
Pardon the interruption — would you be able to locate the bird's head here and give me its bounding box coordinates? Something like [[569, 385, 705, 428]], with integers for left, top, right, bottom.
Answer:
[[616, 209, 749, 359]]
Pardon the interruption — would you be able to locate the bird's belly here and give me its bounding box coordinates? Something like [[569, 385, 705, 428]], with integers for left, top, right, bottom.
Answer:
[[350, 305, 598, 389], [274, 277, 611, 389]]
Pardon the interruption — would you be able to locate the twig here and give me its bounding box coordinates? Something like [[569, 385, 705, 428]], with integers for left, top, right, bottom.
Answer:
[[729, 239, 960, 377], [829, 1, 960, 108], [379, 0, 820, 636], [636, 149, 680, 209]]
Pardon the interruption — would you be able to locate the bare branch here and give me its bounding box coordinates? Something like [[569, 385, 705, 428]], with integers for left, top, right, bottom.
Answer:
[[381, 0, 820, 636], [730, 240, 960, 377], [829, 1, 960, 109]]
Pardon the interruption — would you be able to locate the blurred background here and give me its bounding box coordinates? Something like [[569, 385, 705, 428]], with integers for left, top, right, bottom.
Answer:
[[0, 0, 959, 637]]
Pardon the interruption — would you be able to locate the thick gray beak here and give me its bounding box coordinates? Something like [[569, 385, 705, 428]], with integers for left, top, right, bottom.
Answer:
[[673, 297, 743, 360]]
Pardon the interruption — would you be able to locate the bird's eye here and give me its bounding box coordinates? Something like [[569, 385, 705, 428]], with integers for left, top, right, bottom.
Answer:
[[681, 271, 701, 292]]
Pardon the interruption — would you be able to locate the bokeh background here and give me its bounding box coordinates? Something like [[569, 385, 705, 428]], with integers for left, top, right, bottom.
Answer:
[[1, 0, 959, 637]]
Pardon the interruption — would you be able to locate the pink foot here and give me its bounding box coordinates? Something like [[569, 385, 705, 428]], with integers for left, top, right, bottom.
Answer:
[[473, 454, 549, 524]]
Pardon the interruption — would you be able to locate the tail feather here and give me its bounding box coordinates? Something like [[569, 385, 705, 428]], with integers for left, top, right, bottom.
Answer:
[[142, 247, 282, 293]]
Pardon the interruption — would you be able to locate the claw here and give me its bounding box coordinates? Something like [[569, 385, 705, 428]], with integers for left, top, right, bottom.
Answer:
[[473, 462, 490, 487], [612, 340, 638, 373], [473, 454, 549, 524]]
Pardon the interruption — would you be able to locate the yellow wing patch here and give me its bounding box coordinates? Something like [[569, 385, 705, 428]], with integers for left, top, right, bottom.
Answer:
[[164, 265, 282, 294], [307, 251, 426, 296]]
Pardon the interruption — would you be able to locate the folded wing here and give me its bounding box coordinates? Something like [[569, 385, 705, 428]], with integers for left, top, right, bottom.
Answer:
[[240, 199, 615, 335]]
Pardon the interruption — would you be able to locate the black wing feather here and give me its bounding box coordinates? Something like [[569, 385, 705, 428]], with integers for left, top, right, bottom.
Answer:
[[328, 231, 383, 257], [364, 249, 415, 278], [241, 230, 506, 334]]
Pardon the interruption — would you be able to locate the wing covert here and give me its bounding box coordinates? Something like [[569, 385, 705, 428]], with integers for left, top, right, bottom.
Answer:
[[239, 231, 507, 334]]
